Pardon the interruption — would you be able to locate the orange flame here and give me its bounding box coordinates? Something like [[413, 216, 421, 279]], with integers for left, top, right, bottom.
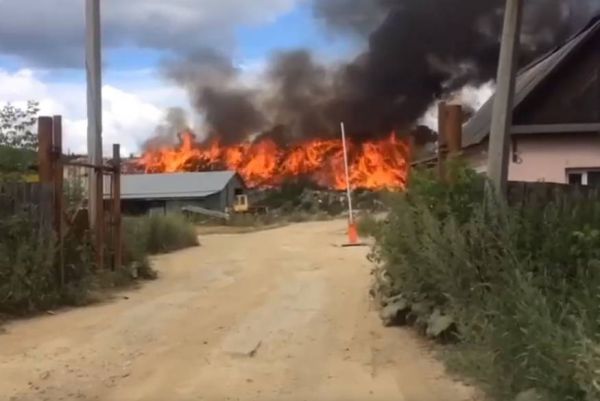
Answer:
[[138, 132, 410, 190]]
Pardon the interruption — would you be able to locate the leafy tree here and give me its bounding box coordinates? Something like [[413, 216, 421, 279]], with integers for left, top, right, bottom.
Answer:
[[0, 101, 39, 150], [0, 102, 39, 174]]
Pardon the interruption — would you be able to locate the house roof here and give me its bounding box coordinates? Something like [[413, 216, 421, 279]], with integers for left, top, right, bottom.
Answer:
[[109, 171, 240, 200], [463, 16, 600, 148]]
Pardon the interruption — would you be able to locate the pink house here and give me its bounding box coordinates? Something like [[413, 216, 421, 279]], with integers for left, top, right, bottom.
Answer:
[[463, 17, 600, 186]]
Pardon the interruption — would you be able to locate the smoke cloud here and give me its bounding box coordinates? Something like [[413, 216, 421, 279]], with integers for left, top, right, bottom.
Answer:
[[145, 107, 190, 150], [163, 49, 265, 144], [162, 0, 600, 145]]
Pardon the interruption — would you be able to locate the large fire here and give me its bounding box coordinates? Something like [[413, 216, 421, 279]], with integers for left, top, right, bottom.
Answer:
[[137, 132, 410, 190]]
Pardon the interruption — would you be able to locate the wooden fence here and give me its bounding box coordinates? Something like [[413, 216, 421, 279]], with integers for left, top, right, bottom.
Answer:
[[507, 181, 600, 206], [0, 181, 53, 227]]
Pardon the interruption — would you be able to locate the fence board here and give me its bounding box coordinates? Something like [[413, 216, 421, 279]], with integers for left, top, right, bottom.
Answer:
[[507, 181, 600, 206], [0, 182, 53, 227]]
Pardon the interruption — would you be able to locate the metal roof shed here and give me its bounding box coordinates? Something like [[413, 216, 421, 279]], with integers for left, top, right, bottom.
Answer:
[[108, 171, 246, 215]]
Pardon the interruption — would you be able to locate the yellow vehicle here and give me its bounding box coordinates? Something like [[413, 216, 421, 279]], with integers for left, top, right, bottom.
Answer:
[[231, 193, 268, 215]]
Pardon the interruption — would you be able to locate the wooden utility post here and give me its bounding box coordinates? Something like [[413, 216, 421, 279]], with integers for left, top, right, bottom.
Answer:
[[86, 0, 103, 228], [487, 0, 523, 196]]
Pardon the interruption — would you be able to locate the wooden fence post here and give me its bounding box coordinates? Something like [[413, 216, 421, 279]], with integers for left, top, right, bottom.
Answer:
[[112, 144, 122, 270]]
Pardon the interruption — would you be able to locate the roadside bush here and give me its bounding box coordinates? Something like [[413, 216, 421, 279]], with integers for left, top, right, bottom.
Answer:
[[0, 211, 199, 316], [372, 163, 600, 401], [0, 211, 96, 314], [0, 213, 58, 313], [356, 214, 381, 237], [124, 213, 199, 256]]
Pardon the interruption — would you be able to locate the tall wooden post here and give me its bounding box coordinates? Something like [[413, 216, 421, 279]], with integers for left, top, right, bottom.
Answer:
[[37, 117, 53, 185], [487, 0, 523, 196], [112, 144, 122, 270], [52, 116, 65, 286]]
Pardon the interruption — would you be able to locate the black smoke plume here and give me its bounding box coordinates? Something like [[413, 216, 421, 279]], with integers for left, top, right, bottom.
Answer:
[[162, 0, 599, 145], [163, 49, 264, 144]]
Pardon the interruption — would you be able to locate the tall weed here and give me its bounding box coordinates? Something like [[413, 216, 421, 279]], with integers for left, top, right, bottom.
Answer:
[[373, 164, 600, 400], [124, 213, 199, 256]]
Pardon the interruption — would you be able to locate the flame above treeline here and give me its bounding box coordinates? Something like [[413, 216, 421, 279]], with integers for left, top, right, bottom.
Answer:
[[137, 132, 410, 190]]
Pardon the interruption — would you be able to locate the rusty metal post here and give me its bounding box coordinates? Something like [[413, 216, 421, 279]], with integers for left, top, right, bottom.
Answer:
[[437, 102, 448, 182], [95, 165, 104, 270], [112, 144, 122, 270], [445, 105, 463, 156], [405, 134, 416, 188], [38, 117, 53, 184], [52, 116, 65, 286]]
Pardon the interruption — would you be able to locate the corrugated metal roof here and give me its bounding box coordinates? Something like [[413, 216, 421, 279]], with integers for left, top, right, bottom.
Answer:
[[108, 171, 238, 200], [463, 17, 600, 148]]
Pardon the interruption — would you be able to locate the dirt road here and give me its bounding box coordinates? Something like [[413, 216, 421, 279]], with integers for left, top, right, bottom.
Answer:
[[0, 220, 475, 401]]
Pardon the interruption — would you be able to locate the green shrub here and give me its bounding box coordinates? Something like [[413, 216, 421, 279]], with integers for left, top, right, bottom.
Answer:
[[372, 163, 600, 401], [0, 212, 95, 314], [0, 209, 197, 315], [356, 214, 381, 237], [124, 213, 199, 256], [0, 214, 58, 313]]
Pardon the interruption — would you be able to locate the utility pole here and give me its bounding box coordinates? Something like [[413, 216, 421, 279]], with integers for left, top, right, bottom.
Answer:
[[487, 0, 523, 196], [86, 0, 103, 227]]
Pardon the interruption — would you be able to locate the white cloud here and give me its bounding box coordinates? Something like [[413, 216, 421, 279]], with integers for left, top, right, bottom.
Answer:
[[0, 0, 302, 67], [0, 68, 174, 156]]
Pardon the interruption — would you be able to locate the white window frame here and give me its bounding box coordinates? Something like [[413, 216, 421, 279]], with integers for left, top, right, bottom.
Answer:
[[566, 168, 600, 186]]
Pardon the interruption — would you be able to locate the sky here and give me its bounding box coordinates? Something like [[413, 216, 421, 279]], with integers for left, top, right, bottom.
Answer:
[[0, 0, 358, 156]]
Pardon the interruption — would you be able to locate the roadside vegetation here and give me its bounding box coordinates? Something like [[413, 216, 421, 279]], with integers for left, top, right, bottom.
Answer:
[[0, 103, 199, 318], [370, 161, 600, 401], [0, 212, 199, 316], [124, 213, 199, 256]]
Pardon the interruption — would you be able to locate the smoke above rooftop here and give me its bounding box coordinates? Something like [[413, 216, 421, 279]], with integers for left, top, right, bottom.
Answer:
[[157, 0, 599, 146]]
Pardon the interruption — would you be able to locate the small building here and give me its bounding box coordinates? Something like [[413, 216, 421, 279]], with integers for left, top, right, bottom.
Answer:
[[462, 16, 600, 185], [110, 171, 246, 215]]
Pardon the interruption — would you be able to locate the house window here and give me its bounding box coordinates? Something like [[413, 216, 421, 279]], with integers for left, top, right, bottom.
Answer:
[[589, 172, 600, 187], [568, 173, 583, 185], [567, 170, 600, 187]]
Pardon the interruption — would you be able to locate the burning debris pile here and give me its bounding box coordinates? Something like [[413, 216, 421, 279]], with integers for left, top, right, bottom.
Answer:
[[138, 131, 410, 190]]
